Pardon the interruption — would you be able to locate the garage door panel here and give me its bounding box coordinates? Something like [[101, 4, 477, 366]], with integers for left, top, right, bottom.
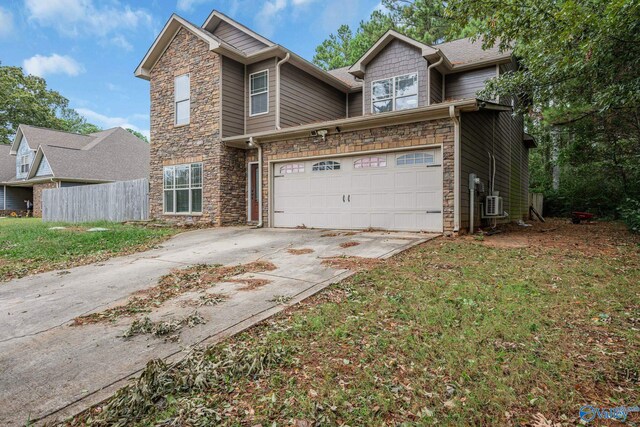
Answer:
[[273, 148, 443, 232]]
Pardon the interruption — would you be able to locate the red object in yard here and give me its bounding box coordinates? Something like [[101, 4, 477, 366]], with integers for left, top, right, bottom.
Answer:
[[571, 211, 594, 224]]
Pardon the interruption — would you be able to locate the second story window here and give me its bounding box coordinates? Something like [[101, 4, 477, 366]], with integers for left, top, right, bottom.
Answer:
[[371, 72, 418, 114], [175, 74, 190, 125], [19, 154, 30, 174], [250, 70, 269, 116]]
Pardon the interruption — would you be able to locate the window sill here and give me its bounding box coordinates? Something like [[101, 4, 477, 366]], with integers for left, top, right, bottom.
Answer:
[[249, 111, 269, 117], [173, 123, 190, 129], [163, 212, 203, 216]]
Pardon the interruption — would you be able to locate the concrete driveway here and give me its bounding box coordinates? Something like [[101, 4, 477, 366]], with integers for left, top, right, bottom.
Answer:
[[0, 227, 435, 426]]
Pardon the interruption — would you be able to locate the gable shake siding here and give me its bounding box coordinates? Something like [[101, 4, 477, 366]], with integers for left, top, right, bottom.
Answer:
[[245, 58, 277, 134], [212, 21, 268, 54], [280, 63, 346, 128], [363, 39, 429, 115], [221, 56, 245, 137], [444, 66, 496, 100], [348, 91, 363, 117]]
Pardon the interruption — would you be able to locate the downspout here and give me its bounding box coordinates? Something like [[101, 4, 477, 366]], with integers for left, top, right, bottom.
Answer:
[[249, 137, 264, 228], [275, 53, 291, 130], [426, 55, 444, 106], [449, 105, 461, 233]]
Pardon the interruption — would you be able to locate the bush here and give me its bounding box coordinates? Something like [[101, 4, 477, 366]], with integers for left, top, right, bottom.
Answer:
[[620, 199, 640, 234]]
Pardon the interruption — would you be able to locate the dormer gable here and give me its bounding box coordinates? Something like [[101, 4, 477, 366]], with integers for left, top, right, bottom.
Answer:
[[349, 30, 443, 79], [203, 10, 274, 55]]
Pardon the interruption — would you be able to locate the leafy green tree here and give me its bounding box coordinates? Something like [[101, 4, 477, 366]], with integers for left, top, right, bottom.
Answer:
[[126, 128, 149, 143], [445, 0, 640, 219], [313, 1, 470, 70], [0, 64, 100, 144]]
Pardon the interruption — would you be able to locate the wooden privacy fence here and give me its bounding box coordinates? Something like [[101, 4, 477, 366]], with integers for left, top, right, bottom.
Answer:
[[42, 179, 149, 223]]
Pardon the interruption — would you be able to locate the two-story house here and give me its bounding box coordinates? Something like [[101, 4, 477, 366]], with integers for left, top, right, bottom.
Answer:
[[0, 125, 150, 217], [136, 10, 534, 233]]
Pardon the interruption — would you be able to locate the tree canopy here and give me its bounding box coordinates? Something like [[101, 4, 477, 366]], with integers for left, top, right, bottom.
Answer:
[[0, 64, 101, 144], [126, 128, 149, 143], [313, 0, 474, 70]]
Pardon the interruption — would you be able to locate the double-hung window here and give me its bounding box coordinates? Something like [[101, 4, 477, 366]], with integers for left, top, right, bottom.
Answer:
[[371, 72, 418, 114], [250, 70, 268, 116], [19, 154, 30, 174], [175, 74, 190, 125], [163, 163, 202, 214]]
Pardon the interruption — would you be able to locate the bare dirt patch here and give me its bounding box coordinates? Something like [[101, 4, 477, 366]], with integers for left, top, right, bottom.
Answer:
[[287, 248, 314, 255], [339, 241, 360, 248], [321, 256, 384, 271], [473, 218, 639, 256], [73, 261, 277, 325]]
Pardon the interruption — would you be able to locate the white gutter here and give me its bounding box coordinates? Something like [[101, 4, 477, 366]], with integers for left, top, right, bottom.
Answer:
[[426, 55, 444, 106], [249, 137, 264, 227], [275, 53, 291, 130], [449, 105, 461, 233]]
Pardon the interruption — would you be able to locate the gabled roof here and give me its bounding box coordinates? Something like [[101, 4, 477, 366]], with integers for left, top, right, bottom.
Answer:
[[347, 30, 512, 78], [4, 126, 149, 185], [202, 10, 275, 48], [0, 146, 15, 182], [10, 125, 94, 154], [348, 30, 442, 78], [135, 14, 223, 80], [134, 11, 356, 92]]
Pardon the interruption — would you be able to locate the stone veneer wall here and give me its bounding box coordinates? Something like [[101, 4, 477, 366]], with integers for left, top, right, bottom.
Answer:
[[149, 27, 246, 225], [253, 118, 456, 232], [33, 182, 57, 218]]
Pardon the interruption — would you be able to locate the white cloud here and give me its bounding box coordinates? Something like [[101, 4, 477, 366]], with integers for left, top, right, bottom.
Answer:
[[254, 0, 287, 37], [23, 54, 84, 77], [110, 34, 133, 51], [176, 0, 206, 11], [0, 7, 14, 38], [24, 0, 152, 38], [76, 108, 150, 141]]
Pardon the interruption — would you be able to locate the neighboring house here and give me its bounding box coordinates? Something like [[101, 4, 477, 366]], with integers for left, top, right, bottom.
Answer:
[[0, 125, 150, 217], [135, 10, 535, 233]]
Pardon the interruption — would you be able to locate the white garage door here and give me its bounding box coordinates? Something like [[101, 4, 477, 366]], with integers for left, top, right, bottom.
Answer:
[[273, 149, 443, 232]]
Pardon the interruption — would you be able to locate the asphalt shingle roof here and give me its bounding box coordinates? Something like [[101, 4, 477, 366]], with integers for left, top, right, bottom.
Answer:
[[436, 37, 509, 67], [1, 126, 149, 184], [327, 67, 363, 88]]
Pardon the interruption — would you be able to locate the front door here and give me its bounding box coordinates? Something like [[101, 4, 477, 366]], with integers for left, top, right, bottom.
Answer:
[[250, 163, 259, 222]]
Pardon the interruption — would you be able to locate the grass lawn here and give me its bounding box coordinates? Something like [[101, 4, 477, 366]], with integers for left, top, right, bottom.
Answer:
[[0, 218, 180, 281], [72, 220, 639, 426]]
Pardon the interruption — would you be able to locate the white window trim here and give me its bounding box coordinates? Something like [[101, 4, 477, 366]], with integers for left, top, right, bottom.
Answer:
[[371, 72, 418, 114], [174, 73, 190, 126], [163, 163, 203, 215], [19, 154, 30, 174], [249, 69, 269, 117]]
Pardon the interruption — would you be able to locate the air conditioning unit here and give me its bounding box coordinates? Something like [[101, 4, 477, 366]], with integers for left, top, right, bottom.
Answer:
[[485, 195, 503, 216]]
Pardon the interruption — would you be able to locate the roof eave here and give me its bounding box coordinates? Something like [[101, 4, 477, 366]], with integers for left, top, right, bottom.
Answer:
[[134, 14, 221, 80], [223, 99, 479, 146]]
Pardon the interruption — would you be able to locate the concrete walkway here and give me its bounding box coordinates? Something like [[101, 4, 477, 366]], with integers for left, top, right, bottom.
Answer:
[[0, 227, 435, 426]]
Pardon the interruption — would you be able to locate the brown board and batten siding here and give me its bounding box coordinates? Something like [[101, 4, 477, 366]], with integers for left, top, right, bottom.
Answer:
[[279, 63, 346, 128], [221, 56, 245, 137], [445, 66, 496, 100], [430, 68, 443, 104], [246, 58, 277, 134], [348, 91, 363, 117], [459, 109, 528, 230], [212, 21, 267, 54], [363, 39, 428, 115]]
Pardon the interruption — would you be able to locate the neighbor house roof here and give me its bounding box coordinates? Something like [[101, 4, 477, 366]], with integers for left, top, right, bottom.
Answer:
[[3, 126, 150, 185], [0, 146, 15, 183]]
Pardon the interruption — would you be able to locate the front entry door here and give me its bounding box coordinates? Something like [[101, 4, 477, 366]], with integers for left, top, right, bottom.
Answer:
[[250, 163, 259, 222]]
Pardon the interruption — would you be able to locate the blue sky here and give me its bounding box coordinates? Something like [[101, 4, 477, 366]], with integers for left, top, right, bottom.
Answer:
[[0, 0, 382, 140]]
